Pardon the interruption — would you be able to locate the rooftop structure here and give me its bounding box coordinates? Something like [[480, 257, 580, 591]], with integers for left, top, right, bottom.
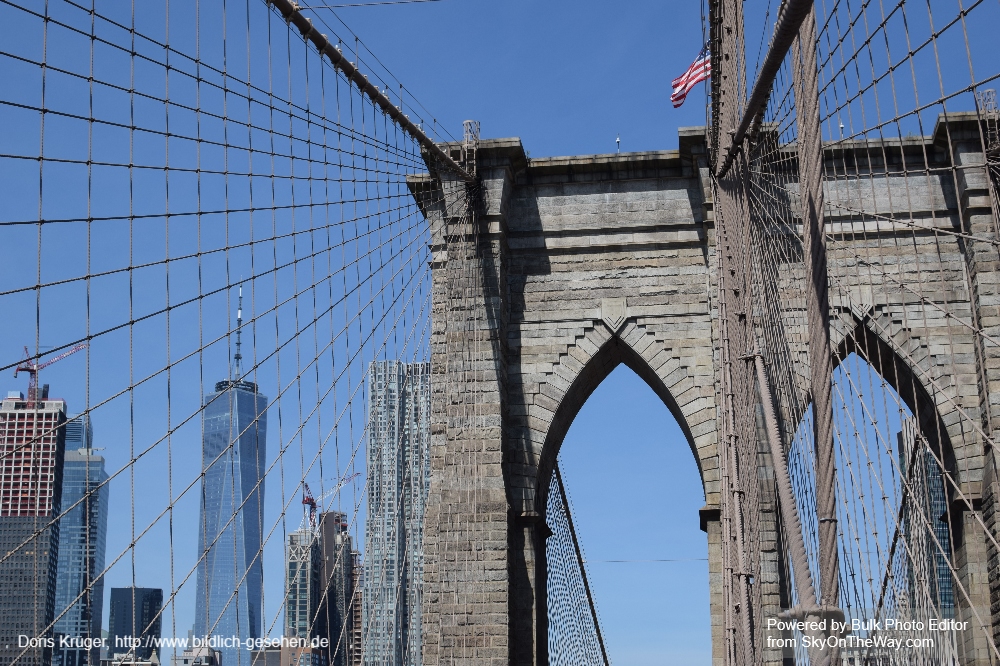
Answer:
[[169, 647, 220, 666]]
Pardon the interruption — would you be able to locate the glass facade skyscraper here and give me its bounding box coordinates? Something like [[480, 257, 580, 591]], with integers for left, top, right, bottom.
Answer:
[[53, 415, 109, 666], [194, 377, 267, 666], [108, 587, 163, 661], [363, 361, 430, 666], [285, 529, 322, 640], [195, 288, 267, 666]]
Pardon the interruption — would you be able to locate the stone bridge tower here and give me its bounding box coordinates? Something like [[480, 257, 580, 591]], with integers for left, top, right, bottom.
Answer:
[[409, 118, 1000, 666]]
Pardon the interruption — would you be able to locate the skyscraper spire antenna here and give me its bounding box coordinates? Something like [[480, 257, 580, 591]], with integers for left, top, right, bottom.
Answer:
[[233, 284, 243, 380]]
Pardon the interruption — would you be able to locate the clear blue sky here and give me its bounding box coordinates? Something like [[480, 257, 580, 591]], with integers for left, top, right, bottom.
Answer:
[[559, 366, 711, 666], [317, 0, 712, 157]]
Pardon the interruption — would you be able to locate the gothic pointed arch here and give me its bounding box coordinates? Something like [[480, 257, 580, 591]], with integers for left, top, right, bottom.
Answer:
[[830, 311, 962, 477], [525, 321, 718, 516]]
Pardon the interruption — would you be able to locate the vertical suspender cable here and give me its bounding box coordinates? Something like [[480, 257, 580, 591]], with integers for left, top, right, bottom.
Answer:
[[792, 9, 842, 664]]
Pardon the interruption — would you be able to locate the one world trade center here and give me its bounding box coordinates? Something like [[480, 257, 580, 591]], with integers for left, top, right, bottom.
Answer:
[[195, 287, 267, 666]]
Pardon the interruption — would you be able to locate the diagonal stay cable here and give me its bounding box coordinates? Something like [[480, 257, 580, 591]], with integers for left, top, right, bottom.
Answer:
[[554, 464, 611, 666]]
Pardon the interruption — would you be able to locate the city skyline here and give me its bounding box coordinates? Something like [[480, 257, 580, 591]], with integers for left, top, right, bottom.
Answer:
[[0, 277, 381, 648], [0, 346, 398, 655]]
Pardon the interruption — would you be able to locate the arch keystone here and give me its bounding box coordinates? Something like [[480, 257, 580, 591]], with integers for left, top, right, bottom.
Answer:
[[600, 297, 628, 332]]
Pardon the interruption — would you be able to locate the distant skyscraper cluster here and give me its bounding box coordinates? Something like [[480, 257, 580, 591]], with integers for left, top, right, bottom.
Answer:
[[363, 361, 431, 666], [272, 359, 432, 666], [0, 297, 432, 666], [280, 511, 361, 666], [0, 293, 267, 666], [0, 385, 167, 666]]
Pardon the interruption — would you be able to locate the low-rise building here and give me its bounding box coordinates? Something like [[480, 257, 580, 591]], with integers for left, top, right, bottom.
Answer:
[[168, 647, 221, 666], [100, 651, 161, 666], [249, 646, 324, 666]]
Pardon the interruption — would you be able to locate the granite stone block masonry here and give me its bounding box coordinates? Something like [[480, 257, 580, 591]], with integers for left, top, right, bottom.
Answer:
[[407, 120, 999, 665]]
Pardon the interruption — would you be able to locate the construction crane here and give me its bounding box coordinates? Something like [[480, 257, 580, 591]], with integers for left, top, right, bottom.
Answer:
[[300, 471, 361, 531], [14, 343, 88, 405], [302, 482, 317, 527]]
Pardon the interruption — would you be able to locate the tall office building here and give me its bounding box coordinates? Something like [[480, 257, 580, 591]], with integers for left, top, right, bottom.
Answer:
[[195, 289, 267, 666], [107, 588, 163, 661], [362, 361, 430, 666], [0, 387, 67, 666], [54, 415, 110, 666], [317, 511, 355, 666], [898, 418, 955, 618], [286, 529, 322, 640]]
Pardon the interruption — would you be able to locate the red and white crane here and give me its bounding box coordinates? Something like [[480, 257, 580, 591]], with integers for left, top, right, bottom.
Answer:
[[14, 343, 88, 405], [300, 471, 360, 531]]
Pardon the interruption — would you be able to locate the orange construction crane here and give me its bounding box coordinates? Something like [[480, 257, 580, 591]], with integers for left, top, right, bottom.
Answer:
[[14, 343, 88, 405]]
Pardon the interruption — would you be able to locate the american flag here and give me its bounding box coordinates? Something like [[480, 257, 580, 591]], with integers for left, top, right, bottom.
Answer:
[[671, 46, 711, 108]]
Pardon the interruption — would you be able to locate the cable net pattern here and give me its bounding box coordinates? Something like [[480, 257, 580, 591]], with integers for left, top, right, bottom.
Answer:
[[0, 1, 459, 664], [709, 0, 1000, 661], [545, 465, 608, 666], [8, 0, 1000, 663]]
